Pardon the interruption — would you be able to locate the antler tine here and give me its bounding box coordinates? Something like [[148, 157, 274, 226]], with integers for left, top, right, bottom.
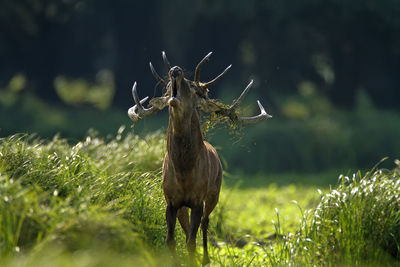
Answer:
[[194, 51, 213, 86], [131, 82, 144, 109], [203, 64, 232, 88], [162, 51, 171, 71], [236, 100, 272, 125], [149, 62, 167, 88], [128, 82, 160, 122], [230, 80, 253, 110], [229, 81, 272, 124]]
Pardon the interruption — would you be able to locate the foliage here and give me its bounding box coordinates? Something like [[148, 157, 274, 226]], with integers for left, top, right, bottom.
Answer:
[[54, 69, 115, 110], [1, 131, 399, 266], [0, 89, 128, 139]]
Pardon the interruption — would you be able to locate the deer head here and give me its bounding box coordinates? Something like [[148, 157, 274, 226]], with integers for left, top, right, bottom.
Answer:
[[128, 51, 272, 124]]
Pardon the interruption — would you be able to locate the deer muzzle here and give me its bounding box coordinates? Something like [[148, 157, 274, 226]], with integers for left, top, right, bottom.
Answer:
[[169, 66, 184, 107], [170, 67, 182, 78], [169, 78, 179, 107]]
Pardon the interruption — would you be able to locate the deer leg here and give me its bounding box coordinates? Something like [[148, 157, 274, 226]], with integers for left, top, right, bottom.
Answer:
[[166, 205, 178, 256], [188, 204, 203, 266], [201, 216, 210, 265], [202, 196, 219, 265], [177, 207, 190, 242]]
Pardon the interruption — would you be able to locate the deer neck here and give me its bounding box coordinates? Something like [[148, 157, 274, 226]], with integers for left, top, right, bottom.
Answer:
[[167, 108, 204, 172]]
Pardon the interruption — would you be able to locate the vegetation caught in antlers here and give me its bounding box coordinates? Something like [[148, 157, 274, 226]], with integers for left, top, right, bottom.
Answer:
[[128, 51, 272, 126]]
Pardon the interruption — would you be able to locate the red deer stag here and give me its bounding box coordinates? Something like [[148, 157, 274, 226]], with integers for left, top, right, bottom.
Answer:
[[128, 51, 271, 266]]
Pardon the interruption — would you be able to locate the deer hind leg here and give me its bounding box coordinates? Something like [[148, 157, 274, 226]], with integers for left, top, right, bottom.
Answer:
[[165, 205, 178, 256], [177, 207, 190, 242], [188, 204, 203, 266], [202, 196, 219, 265]]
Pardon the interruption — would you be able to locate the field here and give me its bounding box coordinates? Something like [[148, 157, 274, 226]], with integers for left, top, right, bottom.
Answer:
[[1, 129, 399, 266]]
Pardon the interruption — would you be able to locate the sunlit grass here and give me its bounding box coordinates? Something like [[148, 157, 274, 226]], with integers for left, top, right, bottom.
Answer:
[[218, 183, 319, 239], [0, 129, 171, 262], [1, 130, 399, 266]]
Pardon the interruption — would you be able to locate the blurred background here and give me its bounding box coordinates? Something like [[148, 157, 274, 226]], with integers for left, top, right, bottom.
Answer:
[[1, 0, 399, 174]]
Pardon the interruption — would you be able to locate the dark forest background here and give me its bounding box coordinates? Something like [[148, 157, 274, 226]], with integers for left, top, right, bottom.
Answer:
[[1, 0, 399, 173]]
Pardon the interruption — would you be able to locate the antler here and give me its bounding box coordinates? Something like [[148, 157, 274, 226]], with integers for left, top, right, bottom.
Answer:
[[148, 51, 172, 88], [194, 52, 232, 88], [149, 62, 167, 88], [128, 82, 168, 122], [193, 52, 271, 124], [162, 51, 171, 71], [130, 51, 271, 125], [197, 80, 272, 125]]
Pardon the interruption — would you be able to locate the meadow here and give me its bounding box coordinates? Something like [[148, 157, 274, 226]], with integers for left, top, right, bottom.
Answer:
[[1, 128, 399, 266], [2, 1, 400, 265]]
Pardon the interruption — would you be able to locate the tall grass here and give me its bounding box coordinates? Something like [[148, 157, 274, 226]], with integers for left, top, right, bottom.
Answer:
[[0, 128, 182, 265], [255, 159, 400, 266], [1, 129, 399, 266], [305, 160, 400, 265]]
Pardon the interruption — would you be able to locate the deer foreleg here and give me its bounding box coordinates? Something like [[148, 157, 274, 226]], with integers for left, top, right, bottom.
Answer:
[[177, 207, 190, 242], [188, 205, 203, 266], [166, 205, 178, 256]]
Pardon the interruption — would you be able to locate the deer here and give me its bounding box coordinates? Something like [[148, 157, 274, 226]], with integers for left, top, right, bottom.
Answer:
[[128, 51, 272, 266]]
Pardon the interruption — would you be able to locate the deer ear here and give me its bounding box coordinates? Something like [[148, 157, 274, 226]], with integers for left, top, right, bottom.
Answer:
[[193, 84, 209, 99]]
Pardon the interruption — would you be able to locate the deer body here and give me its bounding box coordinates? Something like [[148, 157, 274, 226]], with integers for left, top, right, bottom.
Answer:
[[162, 71, 222, 265], [163, 116, 222, 210], [128, 52, 271, 266]]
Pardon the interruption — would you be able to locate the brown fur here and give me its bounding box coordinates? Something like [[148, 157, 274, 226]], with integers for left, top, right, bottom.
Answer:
[[163, 111, 222, 210], [162, 67, 222, 266]]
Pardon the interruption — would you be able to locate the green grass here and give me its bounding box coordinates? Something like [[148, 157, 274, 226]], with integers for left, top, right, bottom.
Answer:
[[211, 162, 400, 266], [0, 129, 174, 266], [1, 130, 399, 266]]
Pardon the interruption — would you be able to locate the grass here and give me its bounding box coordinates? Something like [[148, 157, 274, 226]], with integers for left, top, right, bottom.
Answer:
[[0, 129, 173, 265], [0, 129, 399, 266], [213, 162, 400, 266]]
